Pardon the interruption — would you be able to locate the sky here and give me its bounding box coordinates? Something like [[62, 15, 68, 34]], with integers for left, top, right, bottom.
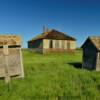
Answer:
[[0, 0, 100, 48]]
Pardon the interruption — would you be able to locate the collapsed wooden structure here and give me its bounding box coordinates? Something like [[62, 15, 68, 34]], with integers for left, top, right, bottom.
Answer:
[[0, 35, 24, 82]]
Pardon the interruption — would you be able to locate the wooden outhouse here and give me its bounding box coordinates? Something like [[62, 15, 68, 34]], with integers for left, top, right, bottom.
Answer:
[[0, 35, 24, 80], [82, 36, 100, 71], [28, 29, 76, 54]]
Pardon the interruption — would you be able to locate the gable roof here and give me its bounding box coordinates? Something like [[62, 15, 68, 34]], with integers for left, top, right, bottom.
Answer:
[[28, 29, 76, 42], [81, 36, 100, 51]]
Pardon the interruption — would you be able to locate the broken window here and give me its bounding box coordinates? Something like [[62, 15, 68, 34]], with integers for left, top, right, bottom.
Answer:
[[49, 40, 53, 48]]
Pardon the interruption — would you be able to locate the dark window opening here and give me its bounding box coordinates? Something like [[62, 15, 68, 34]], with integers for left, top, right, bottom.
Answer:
[[50, 40, 53, 48]]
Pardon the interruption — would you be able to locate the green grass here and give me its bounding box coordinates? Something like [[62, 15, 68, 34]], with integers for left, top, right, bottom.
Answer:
[[0, 49, 100, 100]]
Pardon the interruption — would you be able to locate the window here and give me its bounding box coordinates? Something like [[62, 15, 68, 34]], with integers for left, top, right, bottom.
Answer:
[[49, 40, 53, 48], [67, 41, 70, 49], [55, 40, 59, 48], [62, 40, 65, 49]]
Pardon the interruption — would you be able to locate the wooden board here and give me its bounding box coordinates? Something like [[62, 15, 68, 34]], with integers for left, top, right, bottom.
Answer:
[[0, 35, 21, 46], [0, 47, 24, 78]]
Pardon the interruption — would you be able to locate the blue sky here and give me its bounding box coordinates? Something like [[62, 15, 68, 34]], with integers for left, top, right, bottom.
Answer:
[[0, 0, 100, 48]]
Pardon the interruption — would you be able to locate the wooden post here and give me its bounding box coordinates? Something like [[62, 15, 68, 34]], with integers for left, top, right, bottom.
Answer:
[[3, 45, 11, 84], [19, 48, 24, 78]]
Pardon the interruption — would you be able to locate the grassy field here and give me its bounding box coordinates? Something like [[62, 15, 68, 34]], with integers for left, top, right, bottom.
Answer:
[[0, 49, 100, 100]]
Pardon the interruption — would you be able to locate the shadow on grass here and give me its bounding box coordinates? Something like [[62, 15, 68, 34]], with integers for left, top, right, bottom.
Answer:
[[68, 62, 82, 69]]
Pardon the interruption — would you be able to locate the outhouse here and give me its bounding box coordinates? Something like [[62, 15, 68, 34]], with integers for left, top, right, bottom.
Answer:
[[81, 36, 100, 71]]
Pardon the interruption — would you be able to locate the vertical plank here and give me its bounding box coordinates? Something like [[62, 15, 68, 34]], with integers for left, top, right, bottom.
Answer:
[[3, 45, 11, 83], [19, 48, 24, 78]]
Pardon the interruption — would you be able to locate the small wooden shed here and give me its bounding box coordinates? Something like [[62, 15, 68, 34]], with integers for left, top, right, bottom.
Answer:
[[82, 36, 100, 71], [28, 29, 76, 54], [0, 35, 24, 81]]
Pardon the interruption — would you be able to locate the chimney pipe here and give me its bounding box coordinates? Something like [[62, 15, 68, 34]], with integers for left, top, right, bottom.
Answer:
[[43, 26, 46, 33]]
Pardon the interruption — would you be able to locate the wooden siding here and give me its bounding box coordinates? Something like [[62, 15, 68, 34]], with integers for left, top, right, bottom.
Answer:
[[96, 52, 100, 71], [28, 39, 76, 54], [0, 47, 24, 78], [28, 39, 43, 49], [43, 39, 49, 49], [43, 39, 76, 54], [70, 41, 76, 49], [43, 39, 75, 49], [82, 41, 97, 70]]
